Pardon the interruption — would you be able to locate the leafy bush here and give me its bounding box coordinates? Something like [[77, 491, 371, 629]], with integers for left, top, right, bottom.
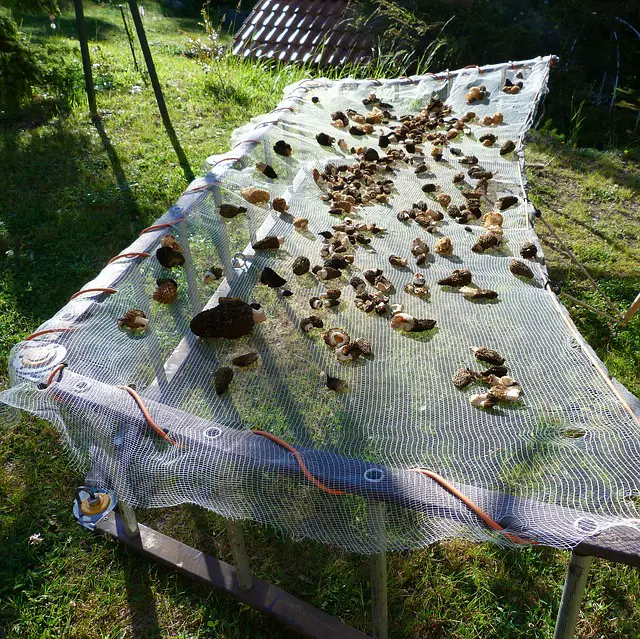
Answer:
[[0, 16, 42, 112]]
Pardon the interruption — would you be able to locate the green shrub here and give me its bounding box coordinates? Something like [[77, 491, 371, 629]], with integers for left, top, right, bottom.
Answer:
[[0, 16, 42, 112]]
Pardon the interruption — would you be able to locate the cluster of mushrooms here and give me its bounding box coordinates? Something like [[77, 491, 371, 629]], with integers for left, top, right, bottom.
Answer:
[[117, 73, 540, 402], [453, 346, 522, 410]]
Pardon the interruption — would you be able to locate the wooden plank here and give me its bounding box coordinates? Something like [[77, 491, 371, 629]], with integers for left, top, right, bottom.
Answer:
[[575, 527, 640, 568], [95, 512, 371, 639]]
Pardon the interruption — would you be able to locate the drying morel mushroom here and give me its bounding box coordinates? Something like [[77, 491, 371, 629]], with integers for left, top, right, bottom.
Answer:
[[350, 276, 366, 294], [363, 147, 379, 162], [336, 342, 364, 362], [214, 366, 234, 395], [326, 375, 347, 391], [272, 198, 289, 214], [472, 232, 501, 253], [273, 140, 292, 157], [411, 237, 429, 258], [293, 217, 308, 230], [390, 313, 436, 332], [487, 385, 521, 403], [292, 256, 310, 276], [204, 266, 223, 283], [434, 236, 453, 255], [436, 193, 452, 208], [500, 140, 516, 155], [252, 236, 284, 251], [452, 368, 476, 389], [153, 278, 178, 304], [156, 246, 185, 269], [470, 393, 498, 410], [509, 258, 534, 278], [374, 274, 393, 293], [431, 147, 443, 161], [520, 242, 538, 259], [460, 286, 498, 300], [190, 298, 266, 339], [465, 85, 487, 104], [160, 234, 180, 251], [260, 267, 287, 288], [389, 255, 408, 268], [219, 203, 247, 219], [470, 346, 505, 366], [483, 211, 504, 228], [118, 309, 149, 331], [479, 133, 496, 147], [363, 269, 382, 285], [300, 316, 324, 332], [316, 132, 336, 147], [354, 337, 372, 356], [438, 269, 472, 287], [241, 186, 270, 204], [324, 327, 350, 348], [496, 195, 518, 210], [256, 162, 277, 179], [232, 352, 259, 367], [317, 266, 342, 281]]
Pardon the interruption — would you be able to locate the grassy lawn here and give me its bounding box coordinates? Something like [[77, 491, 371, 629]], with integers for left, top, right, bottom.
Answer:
[[1, 3, 639, 638]]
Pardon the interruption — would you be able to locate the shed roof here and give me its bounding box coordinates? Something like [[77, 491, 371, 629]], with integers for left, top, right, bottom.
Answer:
[[232, 0, 373, 66]]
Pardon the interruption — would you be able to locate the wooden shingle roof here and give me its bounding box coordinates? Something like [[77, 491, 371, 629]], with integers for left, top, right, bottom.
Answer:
[[232, 0, 373, 66]]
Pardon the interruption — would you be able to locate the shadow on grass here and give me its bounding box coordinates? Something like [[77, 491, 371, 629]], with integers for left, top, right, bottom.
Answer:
[[0, 119, 140, 327], [15, 14, 119, 42]]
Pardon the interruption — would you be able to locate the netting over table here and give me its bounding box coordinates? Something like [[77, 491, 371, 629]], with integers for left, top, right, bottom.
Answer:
[[3, 56, 640, 553]]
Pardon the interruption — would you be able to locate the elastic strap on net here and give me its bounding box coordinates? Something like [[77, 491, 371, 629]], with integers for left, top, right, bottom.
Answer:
[[208, 156, 243, 171], [107, 252, 151, 264], [463, 64, 484, 75], [25, 327, 73, 341], [46, 363, 67, 387], [118, 386, 178, 446], [69, 288, 117, 301], [410, 468, 536, 545], [252, 430, 346, 496], [233, 139, 261, 149], [139, 219, 185, 235], [271, 106, 295, 114]]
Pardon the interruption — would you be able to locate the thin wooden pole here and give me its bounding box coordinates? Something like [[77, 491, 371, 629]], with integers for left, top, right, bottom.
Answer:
[[126, 0, 195, 182], [622, 292, 640, 325], [119, 502, 140, 537], [370, 551, 388, 639], [553, 552, 593, 639], [72, 0, 98, 118], [119, 4, 140, 74], [368, 501, 388, 639], [226, 519, 253, 591]]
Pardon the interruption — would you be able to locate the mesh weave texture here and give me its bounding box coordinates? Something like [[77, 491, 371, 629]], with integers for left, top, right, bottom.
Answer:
[[3, 56, 640, 553]]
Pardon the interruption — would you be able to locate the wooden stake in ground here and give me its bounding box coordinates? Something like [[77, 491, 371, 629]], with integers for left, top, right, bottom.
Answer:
[[72, 0, 98, 118], [126, 0, 195, 183]]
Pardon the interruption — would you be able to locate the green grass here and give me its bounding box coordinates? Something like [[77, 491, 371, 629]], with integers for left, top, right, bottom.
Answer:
[[1, 3, 640, 638]]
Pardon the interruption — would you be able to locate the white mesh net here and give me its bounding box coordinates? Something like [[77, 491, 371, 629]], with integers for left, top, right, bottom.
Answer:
[[3, 56, 640, 553]]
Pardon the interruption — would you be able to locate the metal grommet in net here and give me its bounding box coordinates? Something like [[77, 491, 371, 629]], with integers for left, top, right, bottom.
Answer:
[[364, 467, 385, 483], [73, 380, 91, 393], [205, 426, 222, 439], [574, 517, 599, 534], [170, 205, 183, 215], [232, 252, 246, 269]]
